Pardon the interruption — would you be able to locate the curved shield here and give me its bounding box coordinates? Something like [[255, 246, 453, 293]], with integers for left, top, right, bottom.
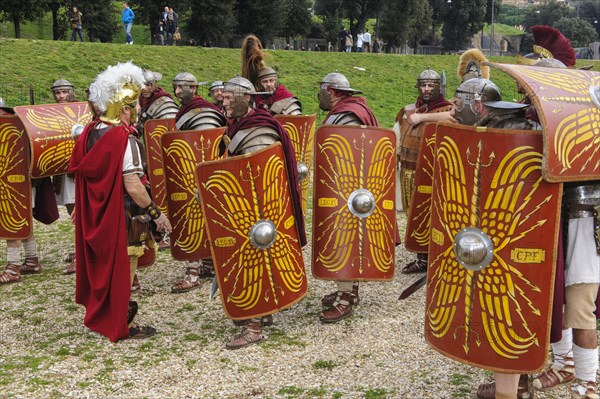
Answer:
[[275, 114, 316, 215], [425, 124, 561, 373], [0, 114, 32, 239], [14, 102, 92, 178], [312, 125, 396, 281], [144, 118, 176, 216], [404, 123, 438, 253], [196, 143, 307, 320], [161, 128, 225, 261], [487, 63, 600, 182]]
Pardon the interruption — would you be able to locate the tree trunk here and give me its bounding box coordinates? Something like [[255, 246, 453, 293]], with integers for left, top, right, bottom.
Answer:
[[52, 7, 59, 40], [13, 16, 21, 38]]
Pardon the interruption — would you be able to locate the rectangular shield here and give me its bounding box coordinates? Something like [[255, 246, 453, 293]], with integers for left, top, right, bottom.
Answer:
[[144, 118, 176, 216], [275, 114, 316, 215], [404, 123, 437, 253], [426, 124, 561, 373], [0, 114, 32, 239], [312, 125, 396, 281], [161, 127, 225, 261], [196, 143, 307, 320], [14, 102, 92, 178], [487, 63, 600, 182]]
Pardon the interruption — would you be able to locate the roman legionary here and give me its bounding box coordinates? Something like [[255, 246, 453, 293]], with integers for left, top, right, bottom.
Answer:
[[51, 79, 79, 275], [137, 69, 179, 135], [240, 34, 302, 116], [316, 72, 379, 322], [70, 61, 172, 341], [219, 76, 306, 349], [170, 72, 226, 293], [395, 68, 454, 274]]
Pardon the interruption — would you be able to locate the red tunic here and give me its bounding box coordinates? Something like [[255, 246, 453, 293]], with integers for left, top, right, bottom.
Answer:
[[139, 87, 173, 115], [69, 121, 132, 342]]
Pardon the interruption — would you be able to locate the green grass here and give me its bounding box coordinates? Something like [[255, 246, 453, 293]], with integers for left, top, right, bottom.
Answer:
[[482, 23, 525, 36], [3, 38, 594, 129]]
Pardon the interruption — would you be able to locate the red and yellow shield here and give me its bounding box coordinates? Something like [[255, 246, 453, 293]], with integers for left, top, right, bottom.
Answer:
[[404, 123, 437, 253], [311, 125, 396, 281], [275, 114, 316, 215], [14, 102, 92, 178], [196, 143, 307, 320], [487, 63, 600, 183], [0, 114, 32, 240], [161, 128, 225, 261], [144, 118, 176, 216], [425, 124, 561, 373]]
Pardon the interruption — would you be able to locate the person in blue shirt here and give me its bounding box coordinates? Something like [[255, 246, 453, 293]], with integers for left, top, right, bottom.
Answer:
[[121, 2, 135, 45]]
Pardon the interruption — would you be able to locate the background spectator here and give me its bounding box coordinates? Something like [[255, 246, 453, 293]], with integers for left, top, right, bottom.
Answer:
[[121, 2, 135, 45], [167, 7, 179, 46], [356, 31, 363, 52], [70, 7, 84, 42], [363, 29, 371, 52]]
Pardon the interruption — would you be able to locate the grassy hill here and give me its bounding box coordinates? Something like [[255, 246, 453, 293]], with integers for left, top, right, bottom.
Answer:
[[0, 38, 597, 128]]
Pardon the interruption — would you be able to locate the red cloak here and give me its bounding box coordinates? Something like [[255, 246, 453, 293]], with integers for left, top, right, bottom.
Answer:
[[326, 96, 379, 127], [69, 121, 131, 342], [414, 96, 452, 114], [254, 84, 295, 113], [175, 96, 220, 122], [225, 109, 307, 246]]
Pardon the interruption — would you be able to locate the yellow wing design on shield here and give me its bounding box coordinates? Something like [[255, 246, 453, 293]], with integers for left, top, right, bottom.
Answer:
[[164, 139, 206, 254], [554, 107, 600, 173], [203, 154, 304, 310], [0, 123, 29, 233], [429, 136, 547, 358]]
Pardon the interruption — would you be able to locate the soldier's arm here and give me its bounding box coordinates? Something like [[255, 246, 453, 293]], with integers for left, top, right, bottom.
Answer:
[[407, 111, 456, 125]]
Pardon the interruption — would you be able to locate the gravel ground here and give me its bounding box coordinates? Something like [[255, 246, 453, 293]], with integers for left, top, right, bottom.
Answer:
[[0, 210, 577, 399]]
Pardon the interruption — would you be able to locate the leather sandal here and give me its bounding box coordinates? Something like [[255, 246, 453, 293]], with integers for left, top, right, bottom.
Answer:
[[533, 361, 574, 390], [64, 259, 76, 275], [158, 236, 171, 251], [19, 257, 42, 274], [232, 315, 273, 327], [0, 264, 22, 285], [128, 324, 157, 339], [131, 274, 141, 292], [226, 320, 265, 349], [171, 266, 201, 293], [198, 258, 215, 278], [320, 292, 353, 323], [64, 252, 75, 263], [571, 379, 599, 399], [401, 257, 427, 274], [322, 282, 360, 307], [476, 374, 533, 399]]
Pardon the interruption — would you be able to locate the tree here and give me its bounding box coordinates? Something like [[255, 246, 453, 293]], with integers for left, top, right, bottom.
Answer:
[[314, 0, 344, 45], [235, 0, 286, 45], [523, 0, 572, 30], [279, 0, 313, 42], [340, 0, 382, 48], [0, 0, 48, 38], [496, 4, 526, 28], [555, 17, 598, 47], [187, 0, 235, 46], [577, 0, 600, 38], [441, 0, 486, 51], [429, 0, 447, 43], [77, 0, 118, 42], [47, 0, 69, 40], [379, 0, 432, 52], [484, 0, 501, 24]]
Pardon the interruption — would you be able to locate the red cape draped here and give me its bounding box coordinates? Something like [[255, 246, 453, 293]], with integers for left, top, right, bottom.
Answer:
[[69, 121, 131, 342], [226, 109, 307, 246], [326, 96, 379, 127], [414, 96, 452, 113], [139, 87, 173, 115], [175, 96, 220, 122], [254, 84, 295, 113]]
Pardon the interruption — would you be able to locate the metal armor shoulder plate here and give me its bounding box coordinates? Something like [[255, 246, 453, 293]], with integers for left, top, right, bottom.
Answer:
[[145, 96, 179, 120], [176, 107, 226, 131], [270, 97, 302, 115], [325, 111, 362, 126], [228, 126, 280, 155]]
